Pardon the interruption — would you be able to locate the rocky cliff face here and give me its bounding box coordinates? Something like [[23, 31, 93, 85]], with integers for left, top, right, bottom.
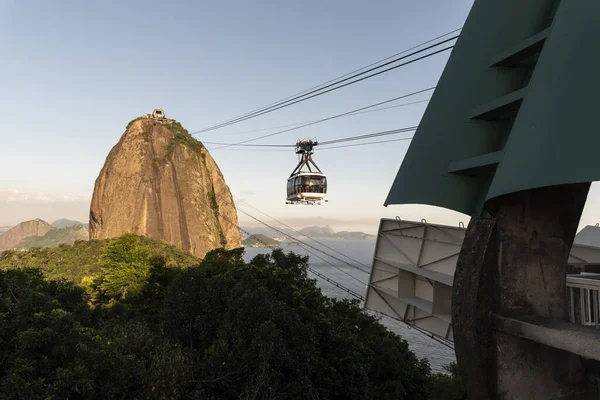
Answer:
[[89, 116, 241, 258], [0, 219, 52, 250]]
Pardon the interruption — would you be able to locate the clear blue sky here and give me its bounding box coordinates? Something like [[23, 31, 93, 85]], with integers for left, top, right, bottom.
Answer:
[[2, 0, 599, 233]]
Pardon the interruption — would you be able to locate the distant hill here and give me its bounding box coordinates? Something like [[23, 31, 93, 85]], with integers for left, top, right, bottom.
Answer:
[[332, 231, 376, 240], [0, 226, 11, 235], [17, 224, 89, 249], [242, 234, 280, 248], [299, 225, 335, 237], [240, 226, 297, 239], [240, 225, 375, 241], [298, 225, 376, 240], [0, 219, 52, 250], [51, 218, 84, 229]]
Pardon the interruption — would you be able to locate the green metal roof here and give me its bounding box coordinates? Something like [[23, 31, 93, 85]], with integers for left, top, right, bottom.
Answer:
[[385, 0, 600, 216]]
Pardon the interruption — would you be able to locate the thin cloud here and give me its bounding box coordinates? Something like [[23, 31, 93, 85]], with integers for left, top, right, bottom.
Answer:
[[0, 189, 89, 205]]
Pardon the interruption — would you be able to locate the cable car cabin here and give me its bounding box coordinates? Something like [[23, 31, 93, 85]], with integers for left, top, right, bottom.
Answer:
[[287, 172, 327, 204], [286, 139, 327, 205]]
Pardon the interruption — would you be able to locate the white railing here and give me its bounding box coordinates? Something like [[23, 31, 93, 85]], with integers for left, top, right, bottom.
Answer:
[[567, 273, 600, 328]]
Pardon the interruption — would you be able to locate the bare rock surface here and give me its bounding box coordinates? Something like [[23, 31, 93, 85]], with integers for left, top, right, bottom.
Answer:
[[89, 116, 241, 258]]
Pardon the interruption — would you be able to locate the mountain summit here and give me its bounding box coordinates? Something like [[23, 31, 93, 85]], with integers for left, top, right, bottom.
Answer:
[[0, 218, 51, 250], [89, 112, 241, 258]]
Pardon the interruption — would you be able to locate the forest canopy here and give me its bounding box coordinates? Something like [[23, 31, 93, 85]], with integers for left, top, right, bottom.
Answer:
[[0, 234, 463, 399]]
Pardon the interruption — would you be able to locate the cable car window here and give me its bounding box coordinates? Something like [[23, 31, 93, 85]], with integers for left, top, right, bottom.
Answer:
[[302, 176, 311, 192], [311, 177, 323, 185], [311, 176, 325, 193]]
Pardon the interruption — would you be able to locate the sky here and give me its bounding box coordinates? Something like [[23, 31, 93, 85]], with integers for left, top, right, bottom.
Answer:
[[1, 0, 600, 235]]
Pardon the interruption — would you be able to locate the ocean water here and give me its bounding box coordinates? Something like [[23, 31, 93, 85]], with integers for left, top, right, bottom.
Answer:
[[242, 238, 456, 373]]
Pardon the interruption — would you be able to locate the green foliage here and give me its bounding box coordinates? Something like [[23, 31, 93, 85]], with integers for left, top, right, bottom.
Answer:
[[164, 122, 204, 159], [16, 225, 88, 249], [0, 240, 106, 284], [0, 268, 99, 398], [0, 235, 198, 286], [126, 117, 141, 130], [151, 121, 204, 165], [207, 189, 219, 212], [429, 362, 466, 400], [159, 249, 432, 399], [141, 130, 151, 141], [98, 234, 156, 300], [242, 234, 279, 247], [203, 247, 245, 264], [0, 268, 197, 399], [207, 189, 227, 247], [0, 243, 446, 399], [94, 320, 196, 399]]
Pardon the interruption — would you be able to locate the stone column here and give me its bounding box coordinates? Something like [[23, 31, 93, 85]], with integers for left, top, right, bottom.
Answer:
[[452, 183, 594, 399]]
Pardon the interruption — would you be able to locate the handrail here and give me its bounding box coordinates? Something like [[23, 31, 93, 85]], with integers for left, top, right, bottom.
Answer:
[[567, 274, 600, 328]]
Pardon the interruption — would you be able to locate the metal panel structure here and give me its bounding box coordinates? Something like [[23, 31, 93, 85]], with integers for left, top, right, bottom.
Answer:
[[384, 0, 600, 216], [365, 219, 600, 341], [365, 218, 465, 341]]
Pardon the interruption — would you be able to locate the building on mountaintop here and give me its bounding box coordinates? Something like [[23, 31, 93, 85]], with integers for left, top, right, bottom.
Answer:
[[141, 109, 173, 123], [152, 109, 166, 119]]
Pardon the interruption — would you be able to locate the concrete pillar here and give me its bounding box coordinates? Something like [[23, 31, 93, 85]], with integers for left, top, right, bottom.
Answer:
[[452, 183, 596, 399]]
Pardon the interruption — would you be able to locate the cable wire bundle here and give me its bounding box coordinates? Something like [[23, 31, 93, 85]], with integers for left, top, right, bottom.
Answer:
[[192, 29, 460, 134]]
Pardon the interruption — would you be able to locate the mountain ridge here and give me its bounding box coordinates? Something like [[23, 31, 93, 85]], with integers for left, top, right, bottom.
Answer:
[[0, 219, 52, 250], [241, 225, 375, 241]]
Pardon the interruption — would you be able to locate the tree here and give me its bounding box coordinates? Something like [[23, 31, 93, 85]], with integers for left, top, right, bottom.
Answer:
[[0, 268, 102, 398], [0, 244, 445, 399], [98, 234, 155, 300], [0, 268, 199, 400], [429, 362, 466, 400], [161, 249, 433, 399]]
